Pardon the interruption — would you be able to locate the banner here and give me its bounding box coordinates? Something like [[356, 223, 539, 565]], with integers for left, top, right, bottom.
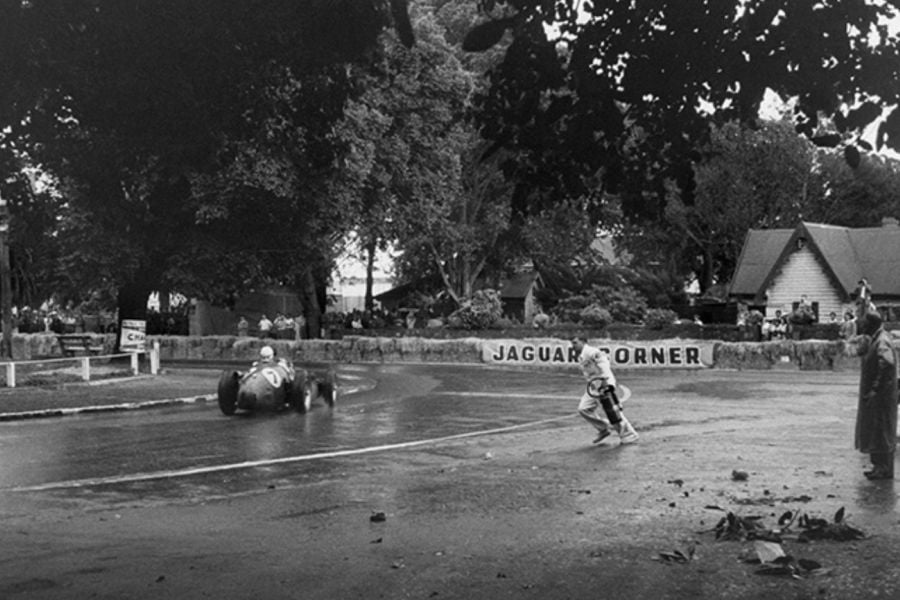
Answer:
[[481, 338, 713, 369], [119, 319, 147, 352]]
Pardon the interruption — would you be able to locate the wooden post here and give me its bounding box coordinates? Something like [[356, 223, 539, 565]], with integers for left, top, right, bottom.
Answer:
[[0, 196, 11, 360]]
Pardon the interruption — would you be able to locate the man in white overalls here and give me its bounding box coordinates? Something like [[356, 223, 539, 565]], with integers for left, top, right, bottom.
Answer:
[[572, 336, 639, 445]]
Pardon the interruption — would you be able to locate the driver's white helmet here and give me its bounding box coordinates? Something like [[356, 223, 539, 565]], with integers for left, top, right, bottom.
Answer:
[[259, 345, 274, 360]]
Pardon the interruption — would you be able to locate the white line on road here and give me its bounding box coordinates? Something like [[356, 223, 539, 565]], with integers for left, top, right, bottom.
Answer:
[[9, 414, 574, 492], [436, 384, 631, 403]]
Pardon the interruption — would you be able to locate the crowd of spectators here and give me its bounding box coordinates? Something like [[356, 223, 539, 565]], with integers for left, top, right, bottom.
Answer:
[[8, 306, 114, 334]]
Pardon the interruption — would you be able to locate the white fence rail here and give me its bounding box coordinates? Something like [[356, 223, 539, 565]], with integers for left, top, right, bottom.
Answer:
[[0, 342, 160, 388]]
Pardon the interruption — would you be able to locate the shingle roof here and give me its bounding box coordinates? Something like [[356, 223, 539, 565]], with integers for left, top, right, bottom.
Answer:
[[500, 271, 542, 299], [729, 229, 793, 297], [729, 221, 900, 300]]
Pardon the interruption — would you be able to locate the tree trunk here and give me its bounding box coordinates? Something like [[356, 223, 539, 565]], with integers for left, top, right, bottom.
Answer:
[[700, 248, 715, 294], [365, 238, 376, 312], [301, 267, 323, 339], [158, 287, 171, 313], [115, 280, 151, 350], [461, 255, 472, 299]]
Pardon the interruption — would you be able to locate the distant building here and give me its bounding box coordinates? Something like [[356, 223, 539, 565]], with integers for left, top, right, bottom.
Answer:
[[729, 219, 900, 320], [328, 275, 392, 313], [500, 270, 544, 323]]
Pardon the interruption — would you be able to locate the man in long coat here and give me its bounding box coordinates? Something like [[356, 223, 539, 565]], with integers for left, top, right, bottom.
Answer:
[[856, 311, 898, 480]]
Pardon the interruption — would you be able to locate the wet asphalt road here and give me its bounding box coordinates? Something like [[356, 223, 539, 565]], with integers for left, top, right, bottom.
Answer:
[[2, 363, 899, 600], [0, 364, 581, 496]]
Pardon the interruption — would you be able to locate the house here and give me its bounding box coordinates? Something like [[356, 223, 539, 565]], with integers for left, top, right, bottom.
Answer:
[[729, 219, 900, 320], [500, 270, 544, 323]]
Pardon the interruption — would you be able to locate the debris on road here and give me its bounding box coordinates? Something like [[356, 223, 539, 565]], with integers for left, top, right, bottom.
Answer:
[[370, 512, 387, 523], [652, 541, 697, 564], [731, 469, 749, 481]]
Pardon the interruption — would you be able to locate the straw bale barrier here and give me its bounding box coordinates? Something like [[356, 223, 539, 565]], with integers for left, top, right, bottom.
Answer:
[[3, 333, 866, 372]]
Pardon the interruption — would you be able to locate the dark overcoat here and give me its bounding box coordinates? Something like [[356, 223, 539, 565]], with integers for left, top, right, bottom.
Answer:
[[855, 328, 898, 454]]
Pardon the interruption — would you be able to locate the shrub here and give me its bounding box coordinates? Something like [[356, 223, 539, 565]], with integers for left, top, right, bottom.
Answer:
[[645, 308, 679, 330], [579, 305, 613, 328], [593, 285, 649, 323], [553, 284, 650, 325], [449, 289, 503, 330], [554, 294, 591, 323]]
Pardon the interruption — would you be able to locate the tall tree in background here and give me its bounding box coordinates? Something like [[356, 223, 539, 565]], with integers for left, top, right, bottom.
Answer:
[[464, 0, 900, 239], [334, 8, 516, 307], [652, 119, 900, 294], [0, 1, 412, 333], [666, 120, 817, 292]]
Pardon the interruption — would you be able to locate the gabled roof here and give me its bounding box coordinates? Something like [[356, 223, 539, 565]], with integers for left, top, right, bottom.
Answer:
[[500, 271, 543, 299], [729, 220, 900, 300]]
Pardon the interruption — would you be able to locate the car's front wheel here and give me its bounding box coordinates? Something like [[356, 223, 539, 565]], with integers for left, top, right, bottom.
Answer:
[[217, 370, 239, 416]]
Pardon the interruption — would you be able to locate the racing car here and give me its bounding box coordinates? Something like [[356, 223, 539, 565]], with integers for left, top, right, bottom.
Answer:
[[216, 348, 337, 416]]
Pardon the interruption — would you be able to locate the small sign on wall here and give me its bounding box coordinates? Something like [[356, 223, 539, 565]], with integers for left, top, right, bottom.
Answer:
[[119, 319, 147, 352]]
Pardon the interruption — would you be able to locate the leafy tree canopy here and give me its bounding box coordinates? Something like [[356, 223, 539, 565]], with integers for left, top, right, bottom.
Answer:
[[0, 0, 413, 324], [465, 0, 900, 224]]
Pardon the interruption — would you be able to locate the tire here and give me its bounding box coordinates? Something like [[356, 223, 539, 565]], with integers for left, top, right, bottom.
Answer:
[[290, 369, 313, 413], [319, 368, 338, 407], [217, 370, 239, 416]]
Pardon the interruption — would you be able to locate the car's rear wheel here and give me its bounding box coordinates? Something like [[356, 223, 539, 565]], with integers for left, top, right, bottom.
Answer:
[[290, 369, 313, 413], [320, 368, 338, 407], [217, 370, 239, 416]]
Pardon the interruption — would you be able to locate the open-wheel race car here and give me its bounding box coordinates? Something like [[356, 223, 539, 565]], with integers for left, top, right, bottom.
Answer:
[[216, 348, 337, 416]]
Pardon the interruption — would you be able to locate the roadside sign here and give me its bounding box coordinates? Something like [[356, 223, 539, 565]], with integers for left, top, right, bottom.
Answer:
[[119, 319, 147, 352]]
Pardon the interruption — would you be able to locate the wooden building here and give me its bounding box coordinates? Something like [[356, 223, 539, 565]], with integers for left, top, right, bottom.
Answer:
[[729, 219, 900, 320]]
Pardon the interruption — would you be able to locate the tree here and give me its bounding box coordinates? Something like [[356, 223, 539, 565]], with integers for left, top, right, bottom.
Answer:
[[0, 1, 414, 333], [464, 0, 900, 229], [334, 9, 516, 307], [802, 151, 900, 228], [665, 120, 817, 292]]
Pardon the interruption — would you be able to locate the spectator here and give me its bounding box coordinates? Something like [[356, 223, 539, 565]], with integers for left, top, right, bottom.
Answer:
[[839, 311, 857, 340], [855, 310, 897, 480], [274, 313, 294, 339], [763, 309, 788, 341], [532, 308, 551, 329], [791, 296, 816, 325], [294, 313, 306, 340], [237, 316, 249, 337], [258, 314, 273, 339], [854, 278, 876, 317]]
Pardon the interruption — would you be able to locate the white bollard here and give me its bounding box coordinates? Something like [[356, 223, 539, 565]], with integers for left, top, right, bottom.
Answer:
[[5, 362, 15, 388], [150, 341, 160, 375], [81, 357, 90, 382], [131, 352, 139, 376]]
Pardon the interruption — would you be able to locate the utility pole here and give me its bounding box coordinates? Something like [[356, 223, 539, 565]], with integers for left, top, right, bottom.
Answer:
[[0, 195, 10, 359]]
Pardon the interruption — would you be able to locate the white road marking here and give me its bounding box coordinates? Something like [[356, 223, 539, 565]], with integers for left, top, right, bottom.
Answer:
[[435, 384, 632, 403], [9, 415, 573, 492]]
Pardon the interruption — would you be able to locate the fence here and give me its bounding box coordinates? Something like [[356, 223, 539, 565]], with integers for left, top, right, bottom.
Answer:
[[0, 342, 160, 388]]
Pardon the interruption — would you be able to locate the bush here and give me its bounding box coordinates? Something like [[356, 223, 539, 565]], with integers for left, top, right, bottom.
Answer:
[[553, 284, 650, 325], [645, 308, 679, 330], [579, 305, 613, 328], [449, 289, 503, 330], [595, 286, 649, 323]]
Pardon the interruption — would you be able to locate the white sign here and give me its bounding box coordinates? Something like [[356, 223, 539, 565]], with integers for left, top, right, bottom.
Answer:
[[481, 339, 713, 369], [119, 319, 147, 352]]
